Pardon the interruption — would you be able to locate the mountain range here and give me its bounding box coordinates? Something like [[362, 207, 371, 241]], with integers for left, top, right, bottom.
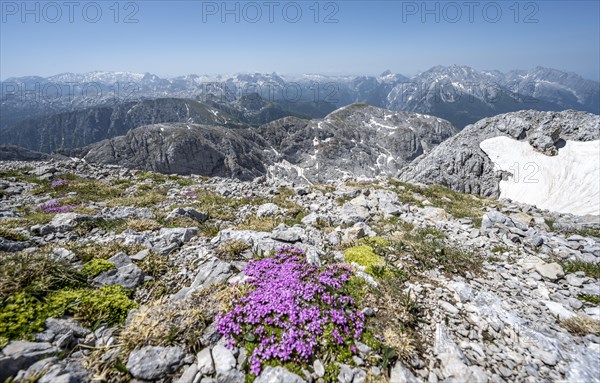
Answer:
[[2, 65, 598, 132], [1, 66, 599, 211]]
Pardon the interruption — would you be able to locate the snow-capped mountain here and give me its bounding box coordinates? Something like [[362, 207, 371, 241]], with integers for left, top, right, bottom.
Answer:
[[500, 66, 600, 112], [46, 71, 147, 84], [1, 66, 598, 131]]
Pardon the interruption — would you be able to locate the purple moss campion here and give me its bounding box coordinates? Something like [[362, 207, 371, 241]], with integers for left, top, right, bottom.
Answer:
[[216, 246, 365, 375], [38, 200, 76, 214], [182, 190, 197, 199], [51, 179, 69, 189]]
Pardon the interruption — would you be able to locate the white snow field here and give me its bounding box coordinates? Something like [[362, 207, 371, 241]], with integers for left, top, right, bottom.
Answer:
[[480, 137, 600, 216]]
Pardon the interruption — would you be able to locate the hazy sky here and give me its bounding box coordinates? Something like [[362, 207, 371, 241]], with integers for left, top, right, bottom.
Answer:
[[1, 1, 599, 80]]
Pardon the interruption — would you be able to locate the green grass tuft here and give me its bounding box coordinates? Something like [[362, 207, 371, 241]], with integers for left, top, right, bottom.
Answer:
[[81, 259, 115, 278], [0, 227, 29, 242], [561, 261, 600, 279]]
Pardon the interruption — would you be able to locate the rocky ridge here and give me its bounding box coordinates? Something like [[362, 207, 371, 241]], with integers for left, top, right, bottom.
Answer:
[[400, 110, 600, 197], [71, 104, 458, 183], [0, 159, 599, 383]]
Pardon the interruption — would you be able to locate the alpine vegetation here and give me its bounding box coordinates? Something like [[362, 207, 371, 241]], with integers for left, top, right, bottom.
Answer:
[[216, 246, 365, 377], [0, 156, 598, 383]]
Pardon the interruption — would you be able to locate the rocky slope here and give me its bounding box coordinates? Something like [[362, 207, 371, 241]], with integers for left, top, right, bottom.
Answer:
[[0, 99, 239, 154], [0, 159, 599, 383], [75, 123, 271, 180], [400, 110, 600, 198], [0, 96, 336, 154], [0, 145, 50, 161], [71, 104, 457, 182], [260, 104, 457, 183]]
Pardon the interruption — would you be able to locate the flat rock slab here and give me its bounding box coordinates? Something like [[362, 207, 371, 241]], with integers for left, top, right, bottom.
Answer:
[[126, 345, 186, 380]]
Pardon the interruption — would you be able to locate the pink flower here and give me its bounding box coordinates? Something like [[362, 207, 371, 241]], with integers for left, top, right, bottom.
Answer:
[[216, 246, 365, 375]]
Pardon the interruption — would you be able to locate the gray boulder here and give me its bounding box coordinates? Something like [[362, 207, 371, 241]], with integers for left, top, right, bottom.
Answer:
[[93, 253, 144, 289], [255, 366, 305, 383], [171, 258, 232, 300], [165, 207, 208, 223], [0, 237, 28, 252], [100, 206, 155, 220], [0, 341, 57, 382], [159, 227, 198, 244], [126, 345, 186, 380], [271, 225, 304, 243], [197, 347, 215, 375], [390, 362, 422, 383], [256, 203, 281, 217]]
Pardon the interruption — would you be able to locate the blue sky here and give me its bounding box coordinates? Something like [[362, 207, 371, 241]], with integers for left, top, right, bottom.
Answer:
[[1, 0, 599, 80]]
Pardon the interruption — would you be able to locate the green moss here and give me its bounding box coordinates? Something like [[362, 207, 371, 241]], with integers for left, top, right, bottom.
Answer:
[[545, 219, 555, 231], [360, 329, 383, 351], [81, 259, 115, 278], [0, 286, 136, 341], [73, 286, 138, 328], [341, 276, 369, 306], [0, 293, 53, 340], [362, 236, 390, 247], [491, 246, 510, 253], [343, 245, 385, 275]]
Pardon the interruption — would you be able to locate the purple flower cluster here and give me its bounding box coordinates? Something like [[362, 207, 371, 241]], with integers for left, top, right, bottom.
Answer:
[[216, 246, 365, 375], [37, 200, 76, 214], [51, 179, 69, 189], [182, 190, 198, 199]]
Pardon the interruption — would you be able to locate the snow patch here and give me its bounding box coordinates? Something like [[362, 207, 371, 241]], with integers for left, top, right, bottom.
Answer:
[[368, 118, 397, 131], [480, 137, 600, 216]]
